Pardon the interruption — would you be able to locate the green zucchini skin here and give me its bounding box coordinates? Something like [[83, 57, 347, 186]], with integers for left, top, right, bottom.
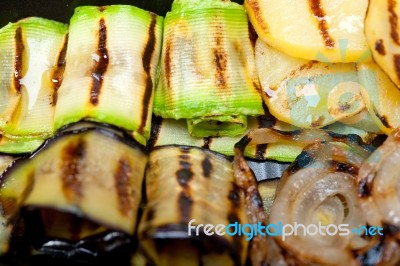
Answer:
[[0, 17, 68, 153], [153, 0, 263, 137], [0, 123, 147, 256], [54, 5, 164, 146]]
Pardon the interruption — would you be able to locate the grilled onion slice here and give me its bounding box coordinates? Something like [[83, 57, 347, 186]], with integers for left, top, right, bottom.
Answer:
[[269, 142, 369, 266], [0, 124, 147, 256], [54, 5, 163, 145], [153, 0, 263, 137], [138, 145, 248, 266]]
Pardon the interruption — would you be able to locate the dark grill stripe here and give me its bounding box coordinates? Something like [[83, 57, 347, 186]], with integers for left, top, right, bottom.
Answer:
[[201, 156, 212, 178], [90, 18, 109, 106], [308, 0, 335, 48], [138, 14, 158, 135], [60, 138, 86, 200], [202, 137, 212, 149], [389, 0, 400, 45], [394, 54, 400, 84], [165, 39, 172, 90], [255, 144, 268, 160], [146, 115, 163, 149], [14, 27, 24, 94], [214, 23, 228, 90], [178, 191, 193, 223], [51, 34, 68, 106], [375, 39, 386, 55], [114, 158, 133, 216]]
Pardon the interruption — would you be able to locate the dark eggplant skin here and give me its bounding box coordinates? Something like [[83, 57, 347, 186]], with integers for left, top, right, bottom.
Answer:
[[0, 122, 148, 263]]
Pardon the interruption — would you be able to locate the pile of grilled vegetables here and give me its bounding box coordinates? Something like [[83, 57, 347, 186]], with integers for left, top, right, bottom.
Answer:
[[1, 0, 400, 265]]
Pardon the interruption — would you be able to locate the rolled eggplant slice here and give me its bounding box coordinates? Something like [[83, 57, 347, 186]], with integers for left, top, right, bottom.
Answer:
[[153, 0, 263, 138], [0, 17, 68, 147], [54, 5, 163, 145], [138, 145, 248, 266], [0, 124, 147, 256]]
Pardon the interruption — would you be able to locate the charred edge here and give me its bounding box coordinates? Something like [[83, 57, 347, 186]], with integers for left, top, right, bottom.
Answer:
[[383, 222, 400, 236], [258, 114, 277, 129], [311, 116, 325, 127], [114, 158, 133, 216], [202, 137, 212, 149], [308, 0, 335, 48], [234, 135, 252, 152], [51, 34, 68, 106], [255, 144, 268, 160], [389, 0, 400, 45], [139, 14, 158, 135], [165, 40, 172, 89], [98, 6, 106, 12], [375, 39, 386, 56], [247, 0, 268, 33], [201, 156, 212, 178], [373, 105, 392, 128], [14, 27, 24, 94], [177, 159, 193, 188], [147, 115, 163, 149], [61, 138, 86, 199], [332, 161, 358, 175], [178, 191, 193, 223], [358, 176, 373, 198], [90, 18, 109, 106], [287, 150, 314, 174], [227, 211, 243, 257], [394, 54, 400, 85], [228, 183, 241, 207], [214, 29, 228, 90], [248, 22, 258, 48], [145, 206, 155, 222]]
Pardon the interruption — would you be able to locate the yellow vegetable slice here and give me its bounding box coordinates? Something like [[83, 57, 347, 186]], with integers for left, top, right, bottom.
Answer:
[[357, 62, 400, 134], [255, 39, 365, 128], [365, 0, 400, 88], [245, 0, 371, 62]]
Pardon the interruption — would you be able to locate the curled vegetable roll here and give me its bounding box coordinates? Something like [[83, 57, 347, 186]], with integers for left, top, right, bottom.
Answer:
[[138, 145, 248, 266], [54, 6, 163, 145], [0, 123, 147, 257], [0, 17, 68, 153], [153, 0, 263, 138]]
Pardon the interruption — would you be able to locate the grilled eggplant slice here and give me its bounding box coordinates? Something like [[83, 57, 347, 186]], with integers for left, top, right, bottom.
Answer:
[[245, 0, 371, 62], [0, 124, 147, 256], [153, 0, 263, 138], [138, 145, 248, 266], [0, 17, 68, 151], [54, 5, 163, 145], [255, 39, 367, 129]]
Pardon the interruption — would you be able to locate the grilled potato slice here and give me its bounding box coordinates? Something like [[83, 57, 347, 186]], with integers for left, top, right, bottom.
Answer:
[[255, 39, 365, 128], [245, 0, 371, 62], [365, 0, 400, 88]]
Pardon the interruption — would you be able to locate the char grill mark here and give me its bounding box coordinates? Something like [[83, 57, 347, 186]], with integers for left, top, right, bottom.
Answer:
[[214, 23, 228, 90], [389, 0, 400, 45], [114, 158, 133, 216], [14, 27, 24, 94], [60, 138, 86, 200], [308, 0, 335, 48], [138, 14, 158, 135], [90, 18, 109, 106], [51, 34, 68, 106]]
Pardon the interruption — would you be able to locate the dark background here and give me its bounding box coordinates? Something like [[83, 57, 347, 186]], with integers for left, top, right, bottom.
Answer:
[[0, 0, 244, 27]]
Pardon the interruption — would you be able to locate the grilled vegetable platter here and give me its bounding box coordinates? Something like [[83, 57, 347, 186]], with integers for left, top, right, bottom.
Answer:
[[1, 0, 400, 265]]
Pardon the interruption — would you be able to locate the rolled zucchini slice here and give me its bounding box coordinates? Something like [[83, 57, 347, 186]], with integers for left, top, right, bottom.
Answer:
[[0, 17, 68, 146], [153, 0, 263, 137], [138, 145, 248, 266], [148, 115, 377, 162], [54, 5, 163, 145], [0, 124, 147, 256]]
